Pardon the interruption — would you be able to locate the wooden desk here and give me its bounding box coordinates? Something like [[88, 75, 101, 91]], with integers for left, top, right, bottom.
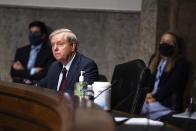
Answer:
[[0, 81, 115, 131]]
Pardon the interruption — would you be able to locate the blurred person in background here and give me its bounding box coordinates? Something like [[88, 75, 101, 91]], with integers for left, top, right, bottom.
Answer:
[[141, 32, 189, 120], [10, 21, 55, 84]]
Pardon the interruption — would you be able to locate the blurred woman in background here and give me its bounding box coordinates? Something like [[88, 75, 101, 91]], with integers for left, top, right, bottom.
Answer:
[[141, 32, 189, 120]]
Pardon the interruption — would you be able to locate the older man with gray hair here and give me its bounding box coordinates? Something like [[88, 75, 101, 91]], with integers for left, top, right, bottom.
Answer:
[[38, 28, 99, 94]]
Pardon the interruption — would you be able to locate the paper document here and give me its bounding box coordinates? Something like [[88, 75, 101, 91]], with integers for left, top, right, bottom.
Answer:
[[114, 117, 128, 122], [125, 118, 164, 126]]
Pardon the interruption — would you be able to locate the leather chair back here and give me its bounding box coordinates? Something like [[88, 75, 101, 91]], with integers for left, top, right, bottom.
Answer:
[[111, 59, 150, 114]]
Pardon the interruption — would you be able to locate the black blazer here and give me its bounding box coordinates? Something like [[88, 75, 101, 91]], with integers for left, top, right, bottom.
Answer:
[[148, 55, 189, 112], [38, 52, 99, 94], [10, 42, 55, 83]]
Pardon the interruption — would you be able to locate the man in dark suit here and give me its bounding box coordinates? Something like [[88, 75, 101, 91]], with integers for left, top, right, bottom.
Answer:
[[10, 21, 55, 84], [38, 29, 99, 94]]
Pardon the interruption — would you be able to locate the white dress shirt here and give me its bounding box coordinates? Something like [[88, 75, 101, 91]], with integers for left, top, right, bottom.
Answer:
[[27, 44, 42, 75], [56, 53, 76, 91]]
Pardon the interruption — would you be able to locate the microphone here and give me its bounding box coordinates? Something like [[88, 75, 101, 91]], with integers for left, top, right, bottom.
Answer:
[[94, 86, 111, 100], [93, 77, 147, 114], [113, 88, 137, 109], [183, 97, 196, 131], [94, 79, 120, 100], [188, 97, 195, 117], [141, 102, 163, 131], [112, 80, 148, 114]]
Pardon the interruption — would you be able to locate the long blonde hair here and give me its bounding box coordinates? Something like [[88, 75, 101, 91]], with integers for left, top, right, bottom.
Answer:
[[149, 32, 180, 73]]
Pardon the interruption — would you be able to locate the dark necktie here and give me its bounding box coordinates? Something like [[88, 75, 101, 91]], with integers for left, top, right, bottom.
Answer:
[[59, 68, 67, 92]]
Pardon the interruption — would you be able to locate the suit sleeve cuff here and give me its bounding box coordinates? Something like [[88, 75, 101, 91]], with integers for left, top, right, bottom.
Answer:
[[30, 68, 36, 75], [153, 93, 160, 101]]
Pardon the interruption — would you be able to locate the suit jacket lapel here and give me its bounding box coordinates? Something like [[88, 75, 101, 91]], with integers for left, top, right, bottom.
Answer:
[[66, 52, 80, 90], [35, 44, 48, 66], [160, 71, 170, 84], [52, 62, 63, 90], [22, 46, 31, 69]]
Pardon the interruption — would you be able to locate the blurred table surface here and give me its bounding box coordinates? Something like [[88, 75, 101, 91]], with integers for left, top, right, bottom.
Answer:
[[0, 81, 189, 131], [0, 81, 115, 131]]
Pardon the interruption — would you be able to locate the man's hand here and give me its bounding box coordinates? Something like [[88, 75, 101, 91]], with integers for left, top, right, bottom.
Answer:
[[24, 79, 32, 84], [13, 61, 24, 70], [34, 67, 43, 73], [145, 92, 156, 103]]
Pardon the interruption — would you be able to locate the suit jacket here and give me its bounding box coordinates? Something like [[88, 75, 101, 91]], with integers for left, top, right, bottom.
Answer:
[[148, 55, 189, 112], [38, 52, 99, 94], [10, 42, 55, 83]]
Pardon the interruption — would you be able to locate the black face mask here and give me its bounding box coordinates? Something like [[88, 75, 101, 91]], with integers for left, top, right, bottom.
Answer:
[[159, 43, 175, 57], [28, 33, 42, 46]]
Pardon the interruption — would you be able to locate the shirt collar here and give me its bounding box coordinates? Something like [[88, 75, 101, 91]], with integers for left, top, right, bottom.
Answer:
[[160, 58, 167, 64], [158, 59, 167, 71], [63, 53, 76, 71], [31, 43, 42, 50]]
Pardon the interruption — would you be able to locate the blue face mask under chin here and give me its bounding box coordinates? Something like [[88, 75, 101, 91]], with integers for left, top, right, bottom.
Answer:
[[28, 33, 42, 46]]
